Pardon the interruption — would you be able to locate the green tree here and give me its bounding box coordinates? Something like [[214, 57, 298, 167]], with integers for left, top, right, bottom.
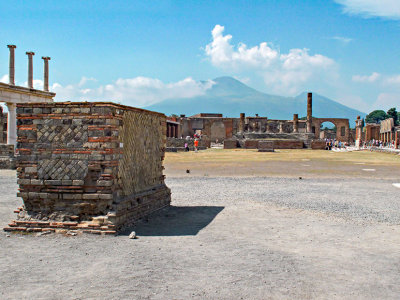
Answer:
[[365, 110, 387, 124], [387, 107, 398, 125]]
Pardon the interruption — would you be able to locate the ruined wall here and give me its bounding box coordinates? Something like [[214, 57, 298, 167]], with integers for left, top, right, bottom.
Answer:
[[5, 102, 170, 235], [0, 144, 15, 169]]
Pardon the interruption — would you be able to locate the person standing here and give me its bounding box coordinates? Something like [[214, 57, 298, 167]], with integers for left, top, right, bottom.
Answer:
[[194, 139, 199, 152]]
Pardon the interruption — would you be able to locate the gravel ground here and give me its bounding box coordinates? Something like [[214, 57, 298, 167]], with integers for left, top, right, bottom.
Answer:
[[1, 170, 400, 299]]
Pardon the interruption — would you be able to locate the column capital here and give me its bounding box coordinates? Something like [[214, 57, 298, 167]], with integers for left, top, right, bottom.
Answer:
[[6, 102, 17, 109], [42, 56, 51, 61], [7, 45, 16, 49], [26, 51, 35, 56]]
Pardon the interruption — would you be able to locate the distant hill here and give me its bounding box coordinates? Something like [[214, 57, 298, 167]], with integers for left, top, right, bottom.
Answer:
[[146, 76, 366, 122]]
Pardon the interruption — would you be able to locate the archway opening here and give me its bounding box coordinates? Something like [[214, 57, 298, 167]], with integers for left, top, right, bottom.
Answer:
[[319, 121, 336, 140]]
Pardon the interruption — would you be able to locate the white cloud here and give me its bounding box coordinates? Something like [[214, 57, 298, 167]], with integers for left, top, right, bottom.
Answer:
[[335, 0, 400, 19], [370, 93, 399, 111], [52, 76, 214, 107], [0, 74, 8, 83], [330, 36, 353, 44], [352, 72, 381, 83], [384, 74, 400, 85], [204, 25, 336, 95], [78, 76, 97, 87]]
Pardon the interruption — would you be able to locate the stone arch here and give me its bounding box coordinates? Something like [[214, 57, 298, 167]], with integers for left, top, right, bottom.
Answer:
[[312, 118, 350, 142]]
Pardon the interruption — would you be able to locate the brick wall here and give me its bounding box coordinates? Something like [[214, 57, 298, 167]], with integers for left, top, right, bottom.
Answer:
[[272, 140, 304, 149], [4, 102, 171, 235]]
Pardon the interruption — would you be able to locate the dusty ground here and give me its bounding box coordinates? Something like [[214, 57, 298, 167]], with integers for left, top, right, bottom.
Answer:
[[1, 149, 400, 299]]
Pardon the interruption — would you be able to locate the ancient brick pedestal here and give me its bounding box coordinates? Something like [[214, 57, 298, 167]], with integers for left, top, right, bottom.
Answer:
[[4, 102, 171, 235]]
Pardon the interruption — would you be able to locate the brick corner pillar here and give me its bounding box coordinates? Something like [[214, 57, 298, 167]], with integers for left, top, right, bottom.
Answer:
[[293, 114, 298, 133], [395, 131, 399, 149], [41, 56, 51, 92], [306, 92, 312, 133], [239, 113, 245, 133], [25, 51, 35, 89], [7, 45, 16, 85]]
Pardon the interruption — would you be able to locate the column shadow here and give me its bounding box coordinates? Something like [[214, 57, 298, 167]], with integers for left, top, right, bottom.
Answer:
[[121, 205, 224, 236]]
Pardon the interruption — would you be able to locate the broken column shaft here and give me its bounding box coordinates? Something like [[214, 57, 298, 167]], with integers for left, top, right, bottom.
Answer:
[[7, 45, 16, 85], [307, 93, 312, 133], [42, 56, 51, 92], [26, 51, 35, 89]]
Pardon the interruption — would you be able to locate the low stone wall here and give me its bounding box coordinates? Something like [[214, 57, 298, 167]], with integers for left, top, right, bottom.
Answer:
[[258, 140, 274, 152], [242, 139, 304, 149], [272, 140, 304, 149], [311, 140, 327, 150], [0, 144, 15, 169], [224, 140, 238, 149], [244, 140, 259, 149], [4, 102, 171, 235], [167, 137, 210, 149]]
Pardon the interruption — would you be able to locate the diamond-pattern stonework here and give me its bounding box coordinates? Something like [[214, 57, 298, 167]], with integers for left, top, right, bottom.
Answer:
[[5, 102, 170, 235], [38, 159, 88, 180], [37, 125, 88, 147]]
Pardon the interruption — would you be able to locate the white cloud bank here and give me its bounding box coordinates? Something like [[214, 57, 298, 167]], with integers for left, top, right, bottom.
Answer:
[[1, 74, 214, 107], [52, 76, 214, 107], [352, 72, 381, 83], [204, 25, 336, 95], [335, 0, 400, 19]]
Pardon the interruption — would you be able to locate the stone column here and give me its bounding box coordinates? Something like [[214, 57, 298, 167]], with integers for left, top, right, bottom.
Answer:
[[172, 125, 176, 138], [42, 56, 51, 92], [306, 93, 313, 133], [26, 51, 35, 89], [293, 114, 298, 133], [395, 131, 398, 149], [279, 122, 284, 133], [355, 116, 362, 149], [6, 103, 17, 146], [7, 45, 16, 85], [239, 113, 245, 133], [167, 124, 171, 137]]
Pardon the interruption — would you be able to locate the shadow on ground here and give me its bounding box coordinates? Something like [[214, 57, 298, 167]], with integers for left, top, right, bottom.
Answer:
[[122, 205, 224, 236]]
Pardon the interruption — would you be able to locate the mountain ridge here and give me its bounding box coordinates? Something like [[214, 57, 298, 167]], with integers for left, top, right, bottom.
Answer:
[[146, 76, 366, 121]]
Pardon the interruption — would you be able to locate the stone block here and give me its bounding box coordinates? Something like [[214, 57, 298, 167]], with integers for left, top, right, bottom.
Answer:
[[224, 140, 237, 149], [258, 140, 274, 152], [244, 140, 259, 149]]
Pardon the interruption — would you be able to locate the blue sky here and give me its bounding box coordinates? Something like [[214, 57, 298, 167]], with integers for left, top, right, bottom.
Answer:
[[0, 0, 399, 113]]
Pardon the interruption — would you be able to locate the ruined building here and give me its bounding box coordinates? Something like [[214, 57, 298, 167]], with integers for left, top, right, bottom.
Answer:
[[167, 93, 351, 150]]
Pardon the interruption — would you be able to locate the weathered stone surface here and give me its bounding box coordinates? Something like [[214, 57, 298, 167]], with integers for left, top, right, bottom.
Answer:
[[258, 140, 274, 152], [311, 140, 327, 150], [224, 140, 237, 149], [5, 102, 171, 235]]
